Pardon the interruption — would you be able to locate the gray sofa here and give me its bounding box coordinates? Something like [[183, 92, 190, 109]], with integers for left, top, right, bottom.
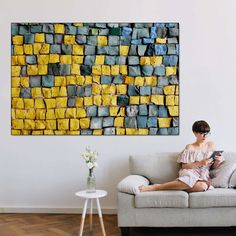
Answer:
[[117, 152, 236, 236]]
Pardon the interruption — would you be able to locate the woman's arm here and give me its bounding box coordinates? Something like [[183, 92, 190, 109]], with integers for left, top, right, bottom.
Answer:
[[182, 157, 213, 169]]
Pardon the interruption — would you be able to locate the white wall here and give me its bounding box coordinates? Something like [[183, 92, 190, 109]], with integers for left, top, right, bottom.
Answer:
[[0, 0, 236, 213]]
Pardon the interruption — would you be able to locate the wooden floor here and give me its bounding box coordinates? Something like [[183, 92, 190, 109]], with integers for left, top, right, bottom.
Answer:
[[0, 213, 235, 236]]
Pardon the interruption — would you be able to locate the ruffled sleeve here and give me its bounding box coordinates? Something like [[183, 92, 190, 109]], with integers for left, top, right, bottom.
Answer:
[[177, 149, 197, 163]]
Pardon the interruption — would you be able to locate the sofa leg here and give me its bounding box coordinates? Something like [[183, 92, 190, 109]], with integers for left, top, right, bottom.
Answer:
[[120, 227, 130, 236]]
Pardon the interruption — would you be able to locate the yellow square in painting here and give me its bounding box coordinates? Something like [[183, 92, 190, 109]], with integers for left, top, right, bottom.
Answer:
[[11, 88, 20, 97], [54, 24, 65, 34], [111, 65, 119, 75], [24, 119, 35, 130], [67, 75, 76, 85], [158, 118, 172, 128], [116, 84, 127, 94], [92, 65, 102, 75], [72, 45, 84, 55], [72, 56, 84, 64], [12, 77, 21, 87], [11, 66, 21, 77], [12, 98, 24, 109], [130, 96, 140, 105], [70, 119, 80, 130], [140, 96, 150, 104], [134, 77, 144, 86], [14, 45, 24, 55], [59, 87, 67, 96], [102, 65, 111, 75], [116, 128, 125, 135], [92, 84, 101, 95], [23, 44, 33, 55], [97, 36, 107, 46], [17, 56, 26, 65], [65, 108, 77, 118], [95, 55, 105, 65], [58, 119, 69, 130], [76, 108, 86, 118], [75, 97, 83, 107], [15, 109, 26, 119], [156, 38, 167, 44], [93, 75, 100, 84], [42, 88, 52, 98], [45, 98, 56, 109], [93, 130, 103, 135], [151, 95, 164, 105], [35, 98, 45, 108], [45, 120, 57, 130], [55, 108, 66, 119], [56, 97, 68, 108], [36, 109, 46, 120], [150, 56, 162, 66], [49, 54, 60, 63], [80, 118, 90, 129], [124, 76, 134, 84], [84, 97, 93, 106], [25, 109, 36, 119], [102, 95, 111, 106], [84, 76, 92, 85], [110, 106, 119, 116], [166, 95, 175, 106], [12, 119, 24, 130], [55, 76, 66, 86], [12, 35, 23, 45], [64, 35, 75, 44], [114, 117, 124, 127], [38, 55, 49, 64], [166, 66, 177, 76], [51, 87, 59, 97], [35, 33, 45, 43], [119, 65, 127, 75], [24, 99, 34, 109], [33, 43, 42, 54], [38, 65, 48, 75], [31, 88, 42, 98], [120, 46, 129, 56], [145, 76, 157, 86], [71, 64, 80, 75], [60, 55, 72, 64], [164, 85, 175, 95], [35, 120, 46, 129], [20, 77, 29, 88], [168, 106, 179, 116], [27, 65, 38, 76], [93, 95, 102, 106], [140, 57, 150, 65], [40, 44, 50, 54]]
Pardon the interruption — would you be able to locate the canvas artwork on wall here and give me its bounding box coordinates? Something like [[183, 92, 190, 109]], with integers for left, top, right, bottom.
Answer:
[[11, 23, 179, 135]]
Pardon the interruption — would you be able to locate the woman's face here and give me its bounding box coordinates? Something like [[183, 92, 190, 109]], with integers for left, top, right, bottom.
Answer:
[[194, 131, 210, 143]]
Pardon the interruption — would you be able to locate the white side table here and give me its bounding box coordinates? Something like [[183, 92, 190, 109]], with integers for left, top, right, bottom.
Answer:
[[75, 190, 107, 236]]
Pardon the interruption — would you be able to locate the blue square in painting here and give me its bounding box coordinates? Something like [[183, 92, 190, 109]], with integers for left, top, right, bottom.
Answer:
[[122, 27, 132, 36], [87, 106, 97, 117], [137, 116, 147, 128], [154, 65, 165, 76], [103, 117, 114, 127], [98, 106, 109, 117], [139, 104, 148, 116], [128, 85, 139, 96], [150, 27, 157, 38], [158, 106, 169, 117], [101, 76, 112, 84], [42, 75, 54, 87], [140, 86, 151, 95], [155, 44, 167, 55], [147, 117, 157, 128]]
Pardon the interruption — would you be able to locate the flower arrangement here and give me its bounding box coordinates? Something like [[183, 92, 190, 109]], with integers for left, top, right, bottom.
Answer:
[[81, 146, 98, 193], [81, 146, 98, 172]]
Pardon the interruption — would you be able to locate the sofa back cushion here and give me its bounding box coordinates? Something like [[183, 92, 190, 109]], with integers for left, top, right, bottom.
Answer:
[[129, 152, 181, 184]]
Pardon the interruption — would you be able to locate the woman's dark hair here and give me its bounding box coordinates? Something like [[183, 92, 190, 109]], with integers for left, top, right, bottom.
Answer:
[[192, 120, 210, 133]]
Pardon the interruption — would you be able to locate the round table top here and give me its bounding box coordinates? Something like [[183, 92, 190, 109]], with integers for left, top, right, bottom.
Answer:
[[75, 190, 107, 199]]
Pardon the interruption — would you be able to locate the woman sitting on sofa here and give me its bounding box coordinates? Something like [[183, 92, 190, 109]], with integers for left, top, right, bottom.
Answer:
[[139, 120, 224, 193]]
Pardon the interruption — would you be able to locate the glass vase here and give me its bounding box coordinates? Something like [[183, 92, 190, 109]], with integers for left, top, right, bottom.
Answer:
[[86, 169, 96, 193]]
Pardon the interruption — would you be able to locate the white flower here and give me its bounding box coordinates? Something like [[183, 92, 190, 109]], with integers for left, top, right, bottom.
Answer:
[[93, 162, 98, 168], [87, 162, 94, 169]]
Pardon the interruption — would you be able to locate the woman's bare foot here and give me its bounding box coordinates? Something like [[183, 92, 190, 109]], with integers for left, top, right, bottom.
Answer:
[[139, 184, 160, 192]]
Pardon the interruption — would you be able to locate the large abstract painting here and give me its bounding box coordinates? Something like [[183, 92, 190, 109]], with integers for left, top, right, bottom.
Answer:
[[11, 23, 179, 135]]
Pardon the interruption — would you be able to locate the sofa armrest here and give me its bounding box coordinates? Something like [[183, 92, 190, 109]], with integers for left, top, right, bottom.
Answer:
[[117, 175, 150, 195]]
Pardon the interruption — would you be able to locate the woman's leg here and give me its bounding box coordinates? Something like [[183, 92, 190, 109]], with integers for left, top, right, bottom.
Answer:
[[139, 180, 190, 192], [185, 181, 208, 193]]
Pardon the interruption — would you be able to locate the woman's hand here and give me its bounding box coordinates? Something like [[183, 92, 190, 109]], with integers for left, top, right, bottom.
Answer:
[[199, 157, 214, 166], [211, 155, 225, 169]]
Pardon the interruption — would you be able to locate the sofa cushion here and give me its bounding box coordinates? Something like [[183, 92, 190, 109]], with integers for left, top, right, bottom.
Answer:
[[135, 190, 189, 208], [117, 175, 150, 195], [189, 188, 236, 208], [229, 170, 236, 188], [129, 152, 180, 184]]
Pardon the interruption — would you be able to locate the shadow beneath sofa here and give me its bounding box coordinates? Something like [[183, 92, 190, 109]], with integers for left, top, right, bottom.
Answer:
[[129, 227, 236, 236]]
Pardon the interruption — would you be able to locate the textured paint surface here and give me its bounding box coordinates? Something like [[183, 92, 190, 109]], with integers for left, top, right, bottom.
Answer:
[[11, 23, 179, 135]]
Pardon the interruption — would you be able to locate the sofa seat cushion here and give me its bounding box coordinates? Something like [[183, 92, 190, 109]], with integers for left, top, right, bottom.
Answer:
[[189, 188, 236, 208], [135, 190, 189, 208]]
